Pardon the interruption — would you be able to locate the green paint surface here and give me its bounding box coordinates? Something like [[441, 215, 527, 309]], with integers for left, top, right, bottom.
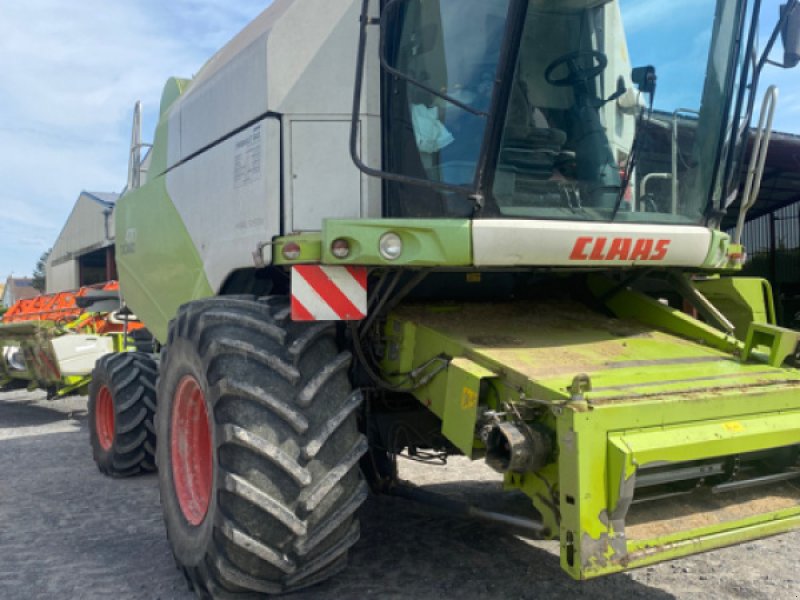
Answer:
[[115, 75, 212, 343], [116, 177, 213, 343], [388, 300, 800, 405], [149, 78, 191, 178], [383, 296, 800, 580], [441, 357, 495, 456], [695, 277, 776, 339], [559, 387, 800, 578], [322, 219, 472, 266], [272, 233, 323, 265], [589, 274, 743, 354]]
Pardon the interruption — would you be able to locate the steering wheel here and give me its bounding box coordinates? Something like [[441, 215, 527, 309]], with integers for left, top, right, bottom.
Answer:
[[545, 50, 608, 87]]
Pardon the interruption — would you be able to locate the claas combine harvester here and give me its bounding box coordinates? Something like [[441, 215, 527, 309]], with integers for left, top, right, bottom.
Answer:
[[49, 0, 800, 595]]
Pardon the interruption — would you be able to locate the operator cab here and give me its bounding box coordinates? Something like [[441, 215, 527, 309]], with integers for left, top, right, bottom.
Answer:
[[371, 0, 757, 228]]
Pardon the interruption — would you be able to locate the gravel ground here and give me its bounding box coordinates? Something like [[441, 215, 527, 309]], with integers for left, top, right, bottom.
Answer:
[[1, 389, 799, 599]]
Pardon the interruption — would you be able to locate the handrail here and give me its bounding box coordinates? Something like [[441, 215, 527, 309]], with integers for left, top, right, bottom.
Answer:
[[733, 85, 778, 245], [638, 173, 671, 212]]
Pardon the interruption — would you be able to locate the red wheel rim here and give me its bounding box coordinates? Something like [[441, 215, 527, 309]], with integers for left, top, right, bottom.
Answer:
[[171, 375, 213, 526], [95, 385, 115, 451]]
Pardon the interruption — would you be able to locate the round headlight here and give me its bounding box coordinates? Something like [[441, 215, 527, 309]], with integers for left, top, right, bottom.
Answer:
[[379, 232, 403, 261]]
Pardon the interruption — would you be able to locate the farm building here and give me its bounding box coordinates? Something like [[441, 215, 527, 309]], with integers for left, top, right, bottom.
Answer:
[[45, 191, 119, 294], [1, 276, 38, 308]]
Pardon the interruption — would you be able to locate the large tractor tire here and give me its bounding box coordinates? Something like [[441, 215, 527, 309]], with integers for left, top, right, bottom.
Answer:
[[88, 352, 157, 477], [157, 297, 368, 597]]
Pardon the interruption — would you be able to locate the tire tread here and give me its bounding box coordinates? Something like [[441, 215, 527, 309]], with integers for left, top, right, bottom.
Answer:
[[160, 296, 367, 596], [88, 352, 158, 477]]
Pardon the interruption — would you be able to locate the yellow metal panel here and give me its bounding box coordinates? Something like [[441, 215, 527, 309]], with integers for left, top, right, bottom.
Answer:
[[610, 410, 800, 469], [442, 357, 495, 456]]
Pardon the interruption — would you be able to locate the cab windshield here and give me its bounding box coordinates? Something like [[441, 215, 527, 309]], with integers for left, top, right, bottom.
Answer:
[[385, 0, 749, 225]]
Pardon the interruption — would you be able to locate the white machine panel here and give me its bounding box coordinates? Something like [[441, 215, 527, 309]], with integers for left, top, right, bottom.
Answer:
[[176, 35, 269, 162], [51, 335, 114, 377], [155, 0, 383, 288], [472, 220, 713, 267], [166, 118, 281, 291], [290, 120, 362, 232]]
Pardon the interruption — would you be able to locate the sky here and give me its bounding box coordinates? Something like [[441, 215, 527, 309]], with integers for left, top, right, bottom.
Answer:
[[621, 0, 800, 124], [0, 1, 268, 279], [0, 0, 798, 279]]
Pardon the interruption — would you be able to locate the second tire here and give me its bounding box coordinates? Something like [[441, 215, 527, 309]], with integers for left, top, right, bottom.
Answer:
[[88, 352, 158, 477]]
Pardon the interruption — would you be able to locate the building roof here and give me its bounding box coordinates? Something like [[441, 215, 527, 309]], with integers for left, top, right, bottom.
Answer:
[[4, 276, 38, 302], [83, 191, 119, 207], [48, 191, 118, 267]]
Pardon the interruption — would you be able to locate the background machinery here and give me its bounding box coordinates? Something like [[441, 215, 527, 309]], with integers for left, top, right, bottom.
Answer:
[[92, 0, 800, 595], [0, 281, 148, 396], [0, 283, 157, 477]]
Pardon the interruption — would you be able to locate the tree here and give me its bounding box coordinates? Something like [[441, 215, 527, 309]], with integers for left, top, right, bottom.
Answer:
[[31, 248, 52, 293]]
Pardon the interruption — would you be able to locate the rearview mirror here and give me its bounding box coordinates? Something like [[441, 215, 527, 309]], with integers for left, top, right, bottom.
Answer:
[[631, 66, 657, 95], [781, 2, 800, 68]]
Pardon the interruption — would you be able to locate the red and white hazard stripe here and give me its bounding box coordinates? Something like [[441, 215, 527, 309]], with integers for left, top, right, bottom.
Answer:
[[291, 265, 368, 321]]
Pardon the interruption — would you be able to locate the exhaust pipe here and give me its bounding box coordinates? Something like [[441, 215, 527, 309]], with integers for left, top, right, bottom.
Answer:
[[485, 422, 552, 474]]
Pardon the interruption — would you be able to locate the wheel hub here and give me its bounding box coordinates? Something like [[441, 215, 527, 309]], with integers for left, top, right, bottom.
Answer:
[[171, 375, 214, 526], [95, 385, 115, 451]]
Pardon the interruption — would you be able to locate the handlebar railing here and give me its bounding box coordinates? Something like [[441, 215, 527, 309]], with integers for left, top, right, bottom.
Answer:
[[733, 85, 779, 245]]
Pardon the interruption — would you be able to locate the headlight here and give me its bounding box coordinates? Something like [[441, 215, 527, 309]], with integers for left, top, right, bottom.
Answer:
[[379, 232, 403, 261]]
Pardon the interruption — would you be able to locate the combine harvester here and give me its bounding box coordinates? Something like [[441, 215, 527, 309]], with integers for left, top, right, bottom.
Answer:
[[92, 0, 800, 595]]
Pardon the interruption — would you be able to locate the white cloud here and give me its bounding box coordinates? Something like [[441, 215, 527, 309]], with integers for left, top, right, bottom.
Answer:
[[0, 0, 266, 278], [625, 0, 800, 132]]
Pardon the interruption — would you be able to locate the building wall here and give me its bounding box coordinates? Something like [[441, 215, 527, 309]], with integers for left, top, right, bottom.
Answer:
[[47, 261, 79, 295], [739, 200, 800, 286], [50, 194, 114, 262], [1, 278, 38, 306], [46, 192, 117, 293]]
